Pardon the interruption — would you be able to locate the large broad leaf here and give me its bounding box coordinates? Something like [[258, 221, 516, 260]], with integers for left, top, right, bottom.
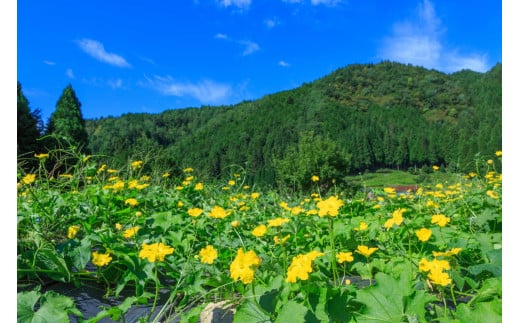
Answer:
[[355, 272, 437, 323], [233, 300, 272, 323], [275, 300, 311, 323], [69, 237, 92, 270], [453, 299, 501, 322], [18, 290, 82, 323], [468, 249, 502, 277]]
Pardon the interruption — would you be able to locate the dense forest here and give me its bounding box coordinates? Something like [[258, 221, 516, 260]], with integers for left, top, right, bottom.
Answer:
[[20, 61, 501, 192]]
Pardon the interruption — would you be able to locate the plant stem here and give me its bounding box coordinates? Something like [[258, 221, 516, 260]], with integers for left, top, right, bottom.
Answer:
[[329, 217, 339, 286]]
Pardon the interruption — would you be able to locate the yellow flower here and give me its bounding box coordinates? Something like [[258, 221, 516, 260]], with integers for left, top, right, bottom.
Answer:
[[426, 200, 439, 208], [274, 234, 290, 245], [251, 192, 260, 199], [194, 183, 204, 190], [353, 222, 369, 231], [22, 174, 36, 185], [136, 211, 143, 217], [59, 174, 73, 179], [252, 224, 267, 237], [91, 251, 112, 267], [231, 220, 240, 228], [124, 198, 139, 207], [433, 248, 462, 257], [123, 226, 140, 239], [199, 245, 218, 264], [291, 206, 304, 215], [162, 172, 170, 178], [107, 169, 119, 173], [177, 201, 184, 207], [139, 242, 174, 262], [183, 167, 194, 173], [495, 150, 502, 157], [131, 160, 143, 169], [432, 165, 440, 171], [311, 175, 320, 182], [228, 180, 236, 186], [97, 164, 107, 173], [208, 206, 230, 219], [34, 153, 49, 159], [136, 183, 149, 190], [431, 214, 450, 227], [188, 207, 204, 217], [416, 228, 432, 242], [229, 248, 261, 284], [355, 245, 378, 258], [286, 251, 324, 283], [115, 223, 122, 230], [267, 217, 290, 227], [418, 258, 452, 286], [317, 196, 344, 217], [67, 225, 80, 239], [486, 190, 499, 199], [336, 252, 354, 264], [185, 176, 194, 181], [487, 159, 493, 165], [384, 208, 406, 229]]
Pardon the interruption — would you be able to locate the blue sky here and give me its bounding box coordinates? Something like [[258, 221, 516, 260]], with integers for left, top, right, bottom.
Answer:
[[17, 0, 502, 124]]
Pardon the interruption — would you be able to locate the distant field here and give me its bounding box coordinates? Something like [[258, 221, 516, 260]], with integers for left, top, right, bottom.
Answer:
[[345, 169, 459, 188]]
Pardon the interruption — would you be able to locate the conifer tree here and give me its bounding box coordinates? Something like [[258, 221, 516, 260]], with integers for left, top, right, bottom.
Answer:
[[46, 84, 89, 151], [17, 81, 42, 158]]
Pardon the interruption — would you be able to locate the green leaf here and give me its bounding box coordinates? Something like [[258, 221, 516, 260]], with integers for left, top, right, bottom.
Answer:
[[70, 237, 92, 270], [17, 290, 82, 323], [275, 300, 310, 323], [234, 300, 272, 323], [151, 211, 174, 233], [454, 299, 501, 322]]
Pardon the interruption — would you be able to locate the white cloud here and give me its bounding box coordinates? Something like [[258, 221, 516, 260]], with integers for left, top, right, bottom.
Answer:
[[77, 38, 131, 68], [144, 75, 232, 103], [66, 68, 75, 79], [278, 60, 290, 67], [216, 34, 260, 56], [378, 0, 490, 73], [310, 0, 341, 5], [108, 79, 123, 89], [43, 60, 55, 66], [264, 18, 280, 28], [240, 40, 260, 56], [218, 0, 251, 9]]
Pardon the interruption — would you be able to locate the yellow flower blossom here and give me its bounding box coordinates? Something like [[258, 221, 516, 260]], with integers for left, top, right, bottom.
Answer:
[[177, 201, 184, 207], [194, 183, 204, 190], [139, 242, 174, 262], [188, 207, 204, 217], [124, 198, 139, 207], [97, 164, 107, 173], [311, 175, 320, 182], [229, 248, 261, 284], [487, 159, 493, 165], [317, 196, 344, 217], [231, 220, 240, 228], [252, 224, 267, 237], [183, 167, 193, 173], [336, 252, 354, 264], [495, 150, 502, 157], [136, 183, 149, 190], [291, 206, 304, 215], [432, 165, 440, 171], [355, 245, 378, 258], [123, 226, 140, 239], [486, 190, 499, 199], [199, 245, 218, 264], [22, 174, 36, 185], [416, 228, 432, 242], [267, 217, 290, 227], [91, 251, 112, 267], [136, 211, 143, 217], [131, 160, 143, 169], [34, 153, 49, 159], [228, 180, 236, 186], [384, 208, 406, 229], [115, 223, 122, 230], [353, 222, 369, 231], [432, 248, 462, 257], [431, 214, 450, 227], [59, 174, 73, 179], [162, 172, 170, 178], [251, 192, 260, 199], [67, 225, 80, 239], [418, 258, 452, 286], [286, 251, 324, 283], [208, 206, 230, 219], [274, 234, 291, 245], [107, 169, 119, 173]]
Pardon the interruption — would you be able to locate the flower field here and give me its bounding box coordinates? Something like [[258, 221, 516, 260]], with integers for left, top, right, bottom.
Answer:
[[17, 150, 502, 322]]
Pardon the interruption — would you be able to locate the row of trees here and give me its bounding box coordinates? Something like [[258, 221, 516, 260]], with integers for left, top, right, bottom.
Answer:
[[17, 82, 89, 171]]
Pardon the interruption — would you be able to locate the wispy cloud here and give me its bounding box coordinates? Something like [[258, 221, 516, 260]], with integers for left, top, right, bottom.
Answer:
[[108, 79, 124, 89], [217, 0, 251, 9], [310, 0, 342, 5], [278, 60, 290, 67], [143, 75, 232, 103], [77, 38, 131, 68], [215, 33, 260, 56], [66, 68, 75, 79], [264, 17, 280, 28], [43, 60, 55, 66], [378, 0, 489, 73]]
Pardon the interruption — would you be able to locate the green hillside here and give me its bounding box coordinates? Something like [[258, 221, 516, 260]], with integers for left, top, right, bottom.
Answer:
[[85, 61, 502, 192]]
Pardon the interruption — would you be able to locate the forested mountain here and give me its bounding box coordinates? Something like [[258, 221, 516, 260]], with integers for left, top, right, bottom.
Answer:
[[86, 61, 502, 191]]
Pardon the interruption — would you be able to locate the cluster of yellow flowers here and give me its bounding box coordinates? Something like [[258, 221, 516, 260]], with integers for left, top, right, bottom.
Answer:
[[384, 208, 406, 229], [199, 245, 218, 264], [286, 250, 324, 283], [229, 248, 261, 284], [316, 196, 344, 217], [419, 258, 452, 286], [139, 242, 174, 262]]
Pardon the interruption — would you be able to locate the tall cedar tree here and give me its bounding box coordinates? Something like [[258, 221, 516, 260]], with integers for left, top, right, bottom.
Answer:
[[46, 84, 89, 152], [17, 81, 42, 158]]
